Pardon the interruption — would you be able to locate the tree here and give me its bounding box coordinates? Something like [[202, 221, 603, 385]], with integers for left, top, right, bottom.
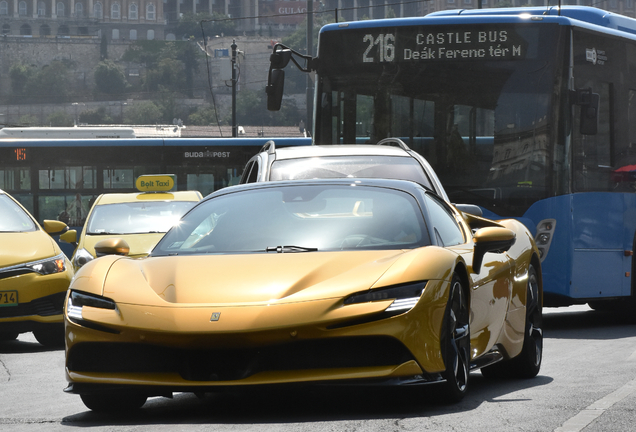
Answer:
[[79, 107, 115, 124], [124, 41, 201, 97], [125, 101, 162, 124], [223, 88, 299, 127], [94, 60, 129, 97], [47, 111, 74, 126], [27, 61, 72, 103], [9, 63, 35, 100]]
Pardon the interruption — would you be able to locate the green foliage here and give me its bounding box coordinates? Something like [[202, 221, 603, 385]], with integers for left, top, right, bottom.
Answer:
[[79, 107, 115, 124], [222, 88, 299, 126], [29, 61, 72, 103], [188, 106, 218, 125], [176, 12, 236, 40], [122, 40, 167, 67], [9, 62, 71, 103], [125, 101, 162, 124], [18, 115, 39, 126], [94, 60, 129, 96], [124, 41, 200, 97], [9, 63, 34, 98], [47, 111, 74, 126]]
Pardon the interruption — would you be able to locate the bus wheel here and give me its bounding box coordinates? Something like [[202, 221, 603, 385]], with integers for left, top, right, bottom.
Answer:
[[482, 265, 542, 379]]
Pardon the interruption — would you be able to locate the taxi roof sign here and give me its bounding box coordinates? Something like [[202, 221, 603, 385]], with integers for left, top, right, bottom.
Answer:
[[136, 174, 176, 192]]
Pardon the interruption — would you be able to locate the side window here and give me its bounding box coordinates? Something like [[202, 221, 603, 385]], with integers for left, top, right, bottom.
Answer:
[[240, 160, 258, 184], [424, 194, 464, 246]]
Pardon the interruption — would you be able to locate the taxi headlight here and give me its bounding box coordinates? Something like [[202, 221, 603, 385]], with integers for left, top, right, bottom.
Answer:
[[344, 282, 427, 313], [25, 253, 66, 275], [73, 248, 94, 269]]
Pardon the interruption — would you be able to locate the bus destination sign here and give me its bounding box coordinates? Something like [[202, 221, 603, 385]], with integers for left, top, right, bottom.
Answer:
[[359, 26, 527, 63]]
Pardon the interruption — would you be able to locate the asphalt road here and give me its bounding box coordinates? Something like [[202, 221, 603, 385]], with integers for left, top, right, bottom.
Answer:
[[1, 305, 635, 431]]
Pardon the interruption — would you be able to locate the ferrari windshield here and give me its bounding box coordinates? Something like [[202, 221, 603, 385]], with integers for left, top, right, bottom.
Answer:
[[153, 184, 431, 255], [86, 201, 197, 235], [269, 155, 434, 190], [0, 194, 37, 233]]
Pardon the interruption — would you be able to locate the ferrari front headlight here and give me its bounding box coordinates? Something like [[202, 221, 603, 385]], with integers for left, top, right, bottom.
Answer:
[[67, 290, 117, 322], [73, 248, 94, 269], [344, 282, 427, 313], [25, 253, 66, 275]]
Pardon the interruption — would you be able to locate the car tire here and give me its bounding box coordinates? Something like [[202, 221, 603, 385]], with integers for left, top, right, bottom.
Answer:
[[440, 273, 470, 402], [80, 393, 148, 412], [33, 325, 65, 348], [481, 264, 542, 379], [0, 332, 19, 341]]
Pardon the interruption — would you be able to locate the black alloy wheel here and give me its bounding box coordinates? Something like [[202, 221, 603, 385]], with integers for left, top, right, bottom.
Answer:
[[441, 273, 470, 402]]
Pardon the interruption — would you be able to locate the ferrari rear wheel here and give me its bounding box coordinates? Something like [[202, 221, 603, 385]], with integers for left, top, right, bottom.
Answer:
[[80, 393, 148, 412], [440, 273, 470, 402], [0, 332, 19, 341], [481, 264, 542, 379]]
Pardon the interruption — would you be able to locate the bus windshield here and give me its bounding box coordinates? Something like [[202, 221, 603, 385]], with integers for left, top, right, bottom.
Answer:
[[316, 23, 564, 216]]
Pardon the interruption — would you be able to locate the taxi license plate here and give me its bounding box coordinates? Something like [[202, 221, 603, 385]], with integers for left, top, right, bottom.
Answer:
[[0, 291, 18, 306]]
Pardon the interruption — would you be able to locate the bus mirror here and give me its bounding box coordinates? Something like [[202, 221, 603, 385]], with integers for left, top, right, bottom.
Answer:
[[577, 88, 599, 135], [266, 69, 285, 111], [270, 48, 292, 69]]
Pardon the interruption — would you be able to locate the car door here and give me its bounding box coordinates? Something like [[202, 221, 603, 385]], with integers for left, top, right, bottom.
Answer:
[[423, 193, 513, 358]]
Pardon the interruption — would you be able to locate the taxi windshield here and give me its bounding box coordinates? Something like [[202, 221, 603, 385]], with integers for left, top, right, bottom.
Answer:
[[86, 201, 197, 235], [0, 194, 37, 233], [153, 184, 430, 255]]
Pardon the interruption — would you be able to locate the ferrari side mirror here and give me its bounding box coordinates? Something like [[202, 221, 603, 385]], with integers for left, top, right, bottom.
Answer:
[[94, 238, 130, 257], [472, 227, 516, 273]]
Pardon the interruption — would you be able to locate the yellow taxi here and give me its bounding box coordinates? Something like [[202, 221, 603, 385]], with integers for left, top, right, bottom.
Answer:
[[61, 175, 202, 272], [0, 189, 73, 347]]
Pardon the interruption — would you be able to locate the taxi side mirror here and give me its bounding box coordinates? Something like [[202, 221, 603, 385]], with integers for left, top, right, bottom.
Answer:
[[42, 220, 69, 236], [94, 238, 130, 257], [473, 227, 516, 273], [60, 229, 77, 245]]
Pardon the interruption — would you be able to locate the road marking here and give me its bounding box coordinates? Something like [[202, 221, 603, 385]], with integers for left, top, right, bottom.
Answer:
[[554, 378, 636, 432]]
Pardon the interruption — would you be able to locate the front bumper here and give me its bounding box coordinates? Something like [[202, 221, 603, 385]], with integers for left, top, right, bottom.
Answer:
[[65, 279, 451, 391], [0, 272, 69, 332]]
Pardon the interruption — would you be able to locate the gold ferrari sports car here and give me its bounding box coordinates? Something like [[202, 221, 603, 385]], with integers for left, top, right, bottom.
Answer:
[[64, 178, 543, 411]]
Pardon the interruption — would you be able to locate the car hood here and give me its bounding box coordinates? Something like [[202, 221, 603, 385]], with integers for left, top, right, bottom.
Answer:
[[81, 248, 458, 307], [0, 230, 59, 268]]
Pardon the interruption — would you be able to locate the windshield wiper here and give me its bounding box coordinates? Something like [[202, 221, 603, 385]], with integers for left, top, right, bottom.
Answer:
[[266, 245, 318, 253]]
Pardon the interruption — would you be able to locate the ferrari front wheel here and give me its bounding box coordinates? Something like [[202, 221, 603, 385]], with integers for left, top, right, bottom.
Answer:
[[440, 273, 470, 402], [80, 393, 148, 412]]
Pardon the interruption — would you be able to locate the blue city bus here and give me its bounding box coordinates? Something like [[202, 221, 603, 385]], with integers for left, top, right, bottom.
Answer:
[[267, 6, 636, 308], [0, 137, 310, 255]]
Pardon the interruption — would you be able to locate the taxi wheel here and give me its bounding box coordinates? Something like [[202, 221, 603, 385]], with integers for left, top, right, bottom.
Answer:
[[33, 325, 65, 348], [80, 393, 148, 412], [440, 273, 470, 402], [0, 332, 19, 341], [482, 264, 543, 379]]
